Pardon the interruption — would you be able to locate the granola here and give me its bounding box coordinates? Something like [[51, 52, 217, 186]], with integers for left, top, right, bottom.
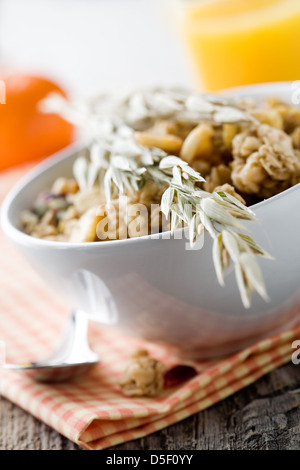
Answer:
[[21, 92, 300, 242], [119, 350, 166, 397]]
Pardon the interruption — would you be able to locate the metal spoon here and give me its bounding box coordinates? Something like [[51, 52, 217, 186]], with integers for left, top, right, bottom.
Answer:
[[2, 309, 100, 382]]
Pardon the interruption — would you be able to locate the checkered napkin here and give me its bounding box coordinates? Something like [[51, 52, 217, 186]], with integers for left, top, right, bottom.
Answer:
[[0, 163, 299, 450]]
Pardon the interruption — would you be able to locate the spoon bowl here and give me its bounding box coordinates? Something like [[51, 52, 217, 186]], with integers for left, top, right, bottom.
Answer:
[[2, 310, 100, 382]]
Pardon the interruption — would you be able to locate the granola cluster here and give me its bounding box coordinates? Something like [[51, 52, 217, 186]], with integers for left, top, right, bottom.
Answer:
[[231, 124, 300, 198], [119, 350, 166, 397]]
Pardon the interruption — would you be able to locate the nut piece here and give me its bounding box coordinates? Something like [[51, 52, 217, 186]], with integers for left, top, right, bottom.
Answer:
[[180, 123, 214, 164], [134, 131, 183, 153], [72, 187, 104, 214], [51, 177, 79, 195], [119, 349, 166, 397], [69, 206, 104, 242]]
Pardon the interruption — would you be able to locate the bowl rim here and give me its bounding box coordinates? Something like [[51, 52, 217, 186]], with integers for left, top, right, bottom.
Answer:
[[1, 81, 300, 251]]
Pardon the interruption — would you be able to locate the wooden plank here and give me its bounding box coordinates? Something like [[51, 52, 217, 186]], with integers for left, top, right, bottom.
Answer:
[[1, 363, 300, 450]]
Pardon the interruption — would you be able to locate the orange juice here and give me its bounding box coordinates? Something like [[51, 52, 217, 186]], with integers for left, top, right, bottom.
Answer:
[[181, 0, 300, 91]]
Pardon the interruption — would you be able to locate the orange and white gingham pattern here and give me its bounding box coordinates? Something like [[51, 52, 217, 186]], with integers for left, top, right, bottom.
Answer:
[[0, 162, 299, 450]]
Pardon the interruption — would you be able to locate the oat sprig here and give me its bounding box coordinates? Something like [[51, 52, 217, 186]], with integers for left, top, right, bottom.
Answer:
[[41, 87, 257, 134], [148, 156, 271, 308], [73, 130, 271, 308]]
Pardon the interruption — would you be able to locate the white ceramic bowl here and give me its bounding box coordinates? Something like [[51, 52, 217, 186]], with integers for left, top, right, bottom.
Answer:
[[1, 82, 300, 359]]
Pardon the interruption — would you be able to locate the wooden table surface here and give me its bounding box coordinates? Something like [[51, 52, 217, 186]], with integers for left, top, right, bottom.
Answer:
[[1, 361, 300, 450]]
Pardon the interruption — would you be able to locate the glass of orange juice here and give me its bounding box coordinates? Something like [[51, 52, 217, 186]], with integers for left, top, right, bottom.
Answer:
[[175, 0, 300, 91]]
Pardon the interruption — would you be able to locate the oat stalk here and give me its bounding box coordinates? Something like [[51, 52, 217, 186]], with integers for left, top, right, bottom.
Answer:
[[41, 86, 258, 135], [148, 157, 272, 308], [73, 131, 271, 308]]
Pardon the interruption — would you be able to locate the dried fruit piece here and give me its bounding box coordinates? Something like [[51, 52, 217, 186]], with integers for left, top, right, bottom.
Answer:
[[250, 109, 283, 129], [291, 127, 300, 149], [164, 365, 197, 388], [222, 123, 240, 150]]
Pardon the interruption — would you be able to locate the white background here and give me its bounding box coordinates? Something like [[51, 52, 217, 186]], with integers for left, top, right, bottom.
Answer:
[[0, 0, 194, 98]]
